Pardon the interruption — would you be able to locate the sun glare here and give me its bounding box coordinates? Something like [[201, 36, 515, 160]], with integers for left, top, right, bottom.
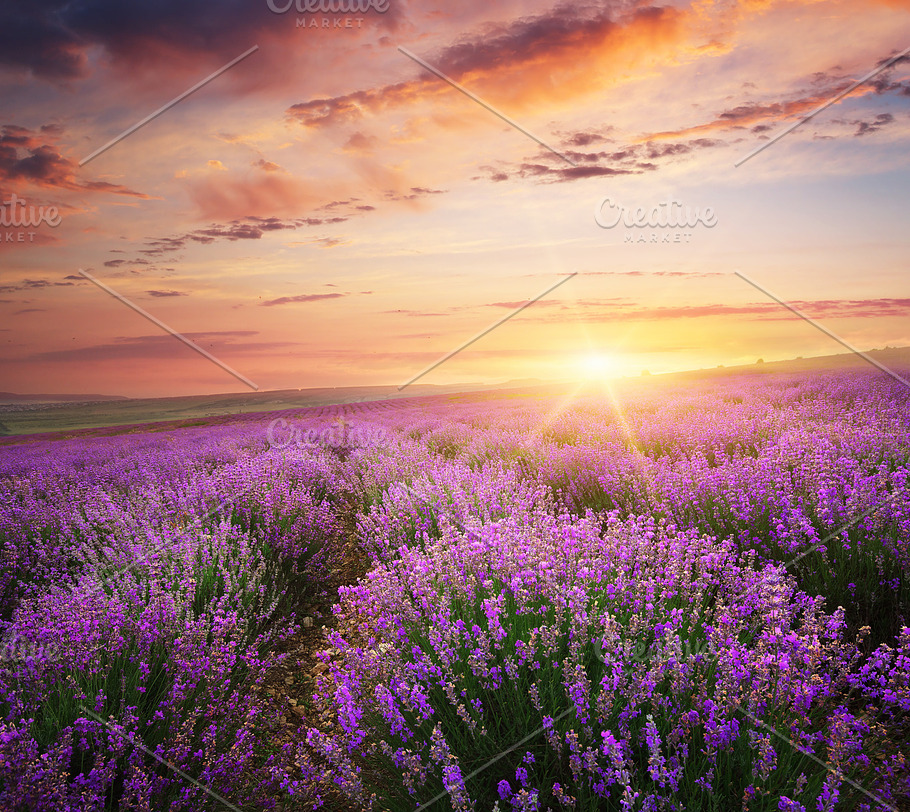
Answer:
[[578, 353, 617, 379]]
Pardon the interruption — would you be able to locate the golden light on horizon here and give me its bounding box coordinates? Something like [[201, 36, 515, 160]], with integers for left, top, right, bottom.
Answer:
[[576, 352, 619, 380]]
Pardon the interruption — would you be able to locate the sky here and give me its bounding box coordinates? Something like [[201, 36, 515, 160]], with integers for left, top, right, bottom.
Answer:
[[1, 0, 909, 398]]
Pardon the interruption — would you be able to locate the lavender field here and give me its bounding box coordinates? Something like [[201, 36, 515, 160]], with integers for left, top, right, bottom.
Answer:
[[1, 370, 909, 811]]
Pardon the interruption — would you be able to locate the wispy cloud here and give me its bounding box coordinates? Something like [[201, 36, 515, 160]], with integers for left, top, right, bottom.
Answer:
[[260, 293, 346, 307]]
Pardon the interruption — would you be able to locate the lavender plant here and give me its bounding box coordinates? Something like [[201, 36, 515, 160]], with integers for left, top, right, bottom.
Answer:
[[0, 370, 908, 809]]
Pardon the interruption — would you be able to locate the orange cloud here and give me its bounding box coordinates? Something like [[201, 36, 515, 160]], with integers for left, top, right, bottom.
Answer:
[[287, 4, 697, 129], [645, 87, 871, 141], [184, 166, 325, 220]]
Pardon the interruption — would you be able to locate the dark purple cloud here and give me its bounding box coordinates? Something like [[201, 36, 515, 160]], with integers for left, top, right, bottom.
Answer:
[[0, 0, 400, 83], [478, 137, 722, 183], [139, 216, 337, 256], [0, 278, 75, 294], [853, 112, 895, 136], [562, 131, 612, 147], [0, 123, 149, 196]]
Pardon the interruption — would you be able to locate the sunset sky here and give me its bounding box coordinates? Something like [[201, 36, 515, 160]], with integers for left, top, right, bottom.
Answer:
[[1, 0, 909, 397]]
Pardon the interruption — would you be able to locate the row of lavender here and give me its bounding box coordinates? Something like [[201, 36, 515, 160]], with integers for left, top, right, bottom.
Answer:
[[1, 371, 909, 809], [313, 372, 910, 811], [0, 422, 360, 809]]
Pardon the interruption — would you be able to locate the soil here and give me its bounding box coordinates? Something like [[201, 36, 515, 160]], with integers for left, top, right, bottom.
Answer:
[[261, 527, 373, 812]]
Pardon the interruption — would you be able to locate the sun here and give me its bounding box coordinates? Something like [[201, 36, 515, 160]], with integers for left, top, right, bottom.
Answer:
[[577, 353, 617, 379]]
